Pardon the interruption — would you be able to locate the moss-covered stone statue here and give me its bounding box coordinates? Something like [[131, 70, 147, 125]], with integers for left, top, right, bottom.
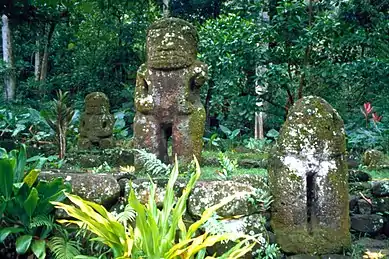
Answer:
[[268, 96, 350, 254], [133, 18, 207, 164], [78, 92, 114, 149]]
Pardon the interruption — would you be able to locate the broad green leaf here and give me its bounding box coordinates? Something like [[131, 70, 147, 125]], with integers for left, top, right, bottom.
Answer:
[[24, 188, 39, 218], [31, 239, 46, 259], [16, 235, 33, 254], [15, 144, 27, 182], [0, 227, 24, 243], [0, 159, 14, 199], [11, 124, 26, 137], [0, 148, 7, 159], [219, 125, 231, 135], [23, 169, 40, 187], [266, 129, 279, 139], [229, 129, 240, 139], [0, 197, 6, 215]]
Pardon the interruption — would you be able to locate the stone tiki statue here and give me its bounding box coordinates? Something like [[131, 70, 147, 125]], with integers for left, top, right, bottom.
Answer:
[[78, 92, 114, 149], [133, 18, 207, 164], [268, 96, 350, 254]]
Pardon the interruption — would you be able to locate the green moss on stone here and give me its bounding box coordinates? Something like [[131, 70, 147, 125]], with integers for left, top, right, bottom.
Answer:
[[289, 173, 303, 182], [272, 226, 351, 254], [188, 107, 206, 160]]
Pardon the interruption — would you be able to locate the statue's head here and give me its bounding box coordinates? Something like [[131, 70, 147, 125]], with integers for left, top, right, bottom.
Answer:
[[85, 92, 110, 115], [146, 18, 198, 69]]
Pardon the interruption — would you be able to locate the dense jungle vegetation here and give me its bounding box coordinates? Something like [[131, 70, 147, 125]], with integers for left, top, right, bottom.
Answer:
[[0, 0, 388, 154]]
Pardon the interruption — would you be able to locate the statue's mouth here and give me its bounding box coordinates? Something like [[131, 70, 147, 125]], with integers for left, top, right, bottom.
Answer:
[[149, 50, 192, 61]]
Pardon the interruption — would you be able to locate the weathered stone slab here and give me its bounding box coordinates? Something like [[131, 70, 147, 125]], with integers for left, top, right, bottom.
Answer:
[[288, 255, 319, 259], [206, 214, 270, 259], [268, 96, 350, 254], [372, 197, 389, 213], [350, 214, 384, 234], [348, 170, 371, 182], [231, 174, 269, 190], [320, 255, 351, 259], [123, 178, 187, 207], [39, 170, 120, 208], [188, 180, 257, 218], [349, 182, 372, 195], [354, 237, 389, 253], [372, 181, 389, 197], [357, 199, 372, 214], [65, 149, 134, 168], [363, 149, 389, 169]]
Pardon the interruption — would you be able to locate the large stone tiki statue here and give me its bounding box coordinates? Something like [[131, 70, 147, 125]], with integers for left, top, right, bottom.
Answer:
[[133, 18, 207, 164], [268, 96, 350, 254], [78, 92, 114, 149]]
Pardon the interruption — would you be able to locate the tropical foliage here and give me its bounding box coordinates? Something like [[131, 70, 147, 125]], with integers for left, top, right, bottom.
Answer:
[[0, 144, 70, 258], [0, 0, 387, 135], [53, 156, 260, 258]]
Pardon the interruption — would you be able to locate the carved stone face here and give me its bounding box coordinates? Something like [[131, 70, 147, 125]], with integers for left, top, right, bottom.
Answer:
[[146, 18, 198, 69], [85, 92, 110, 115]]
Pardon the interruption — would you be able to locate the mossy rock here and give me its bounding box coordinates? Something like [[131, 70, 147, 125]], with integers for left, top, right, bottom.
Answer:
[[363, 149, 389, 170], [188, 180, 258, 218], [268, 96, 350, 254], [66, 148, 134, 168], [274, 227, 351, 255], [39, 170, 120, 208]]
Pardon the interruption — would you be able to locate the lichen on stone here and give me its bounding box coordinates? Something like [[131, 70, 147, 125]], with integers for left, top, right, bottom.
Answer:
[[78, 92, 114, 149], [133, 18, 207, 165], [268, 96, 350, 254]]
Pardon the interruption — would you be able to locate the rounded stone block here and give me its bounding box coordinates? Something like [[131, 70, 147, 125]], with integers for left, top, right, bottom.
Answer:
[[268, 96, 350, 254], [188, 180, 257, 218], [39, 170, 120, 208]]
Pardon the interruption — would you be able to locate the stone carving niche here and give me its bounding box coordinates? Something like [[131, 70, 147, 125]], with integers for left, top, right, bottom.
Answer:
[[268, 96, 350, 254], [78, 92, 114, 149], [133, 18, 207, 164]]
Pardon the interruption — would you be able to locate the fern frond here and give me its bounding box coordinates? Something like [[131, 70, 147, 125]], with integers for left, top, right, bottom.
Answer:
[[115, 204, 136, 229], [48, 236, 81, 259], [29, 215, 55, 230], [133, 149, 171, 176]]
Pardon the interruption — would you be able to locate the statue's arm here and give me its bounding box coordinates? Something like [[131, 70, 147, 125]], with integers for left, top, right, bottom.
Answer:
[[135, 64, 153, 113], [192, 61, 208, 88]]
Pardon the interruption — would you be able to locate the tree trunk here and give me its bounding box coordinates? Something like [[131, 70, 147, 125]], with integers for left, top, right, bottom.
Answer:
[[204, 80, 214, 129], [39, 22, 56, 82], [2, 14, 16, 102], [34, 39, 40, 81], [255, 65, 268, 139], [163, 0, 170, 18], [255, 112, 265, 139]]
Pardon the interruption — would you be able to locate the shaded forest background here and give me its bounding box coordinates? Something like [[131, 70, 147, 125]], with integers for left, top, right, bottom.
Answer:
[[1, 0, 388, 138]]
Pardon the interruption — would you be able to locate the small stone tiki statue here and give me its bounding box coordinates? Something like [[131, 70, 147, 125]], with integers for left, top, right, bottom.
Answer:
[[78, 92, 114, 149], [133, 18, 208, 164]]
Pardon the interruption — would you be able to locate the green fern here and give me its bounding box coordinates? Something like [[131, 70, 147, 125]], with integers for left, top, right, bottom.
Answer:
[[29, 215, 55, 231], [115, 204, 136, 229], [48, 236, 81, 259], [217, 152, 238, 180], [133, 149, 171, 175], [74, 227, 111, 258]]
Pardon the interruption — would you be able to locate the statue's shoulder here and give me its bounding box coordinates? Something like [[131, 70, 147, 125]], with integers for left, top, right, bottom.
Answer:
[[137, 63, 148, 77], [190, 60, 208, 75], [190, 60, 208, 78]]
